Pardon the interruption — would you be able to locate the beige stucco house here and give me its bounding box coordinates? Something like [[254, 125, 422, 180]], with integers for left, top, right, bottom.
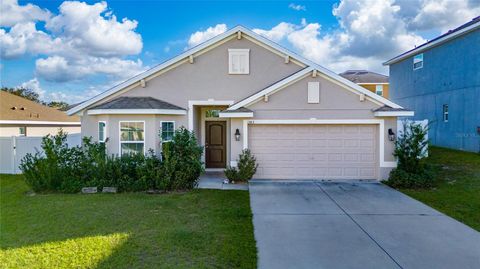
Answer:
[[1, 91, 80, 137], [68, 26, 413, 180]]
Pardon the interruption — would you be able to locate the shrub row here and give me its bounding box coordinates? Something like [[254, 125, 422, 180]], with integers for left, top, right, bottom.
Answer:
[[20, 128, 203, 193]]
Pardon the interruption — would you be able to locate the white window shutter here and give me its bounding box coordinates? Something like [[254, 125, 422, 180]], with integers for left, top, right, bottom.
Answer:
[[228, 49, 249, 74], [307, 82, 320, 103]]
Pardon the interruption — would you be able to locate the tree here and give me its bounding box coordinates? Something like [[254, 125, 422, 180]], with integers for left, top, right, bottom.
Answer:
[[47, 101, 70, 111], [1, 87, 70, 110], [1, 87, 41, 103]]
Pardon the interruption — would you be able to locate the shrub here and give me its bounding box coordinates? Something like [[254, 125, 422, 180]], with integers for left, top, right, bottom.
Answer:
[[387, 167, 435, 189], [21, 128, 203, 193], [20, 130, 84, 193], [161, 127, 203, 191], [384, 121, 435, 189], [224, 149, 258, 182]]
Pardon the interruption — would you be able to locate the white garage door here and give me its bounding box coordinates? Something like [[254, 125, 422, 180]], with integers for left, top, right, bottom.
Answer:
[[249, 124, 378, 180]]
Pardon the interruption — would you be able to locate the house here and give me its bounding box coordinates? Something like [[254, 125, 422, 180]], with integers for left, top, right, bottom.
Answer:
[[384, 16, 480, 153], [340, 70, 389, 98], [0, 91, 81, 137], [68, 26, 413, 180]]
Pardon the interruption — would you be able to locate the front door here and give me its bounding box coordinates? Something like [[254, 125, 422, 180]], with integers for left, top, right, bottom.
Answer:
[[205, 121, 226, 168]]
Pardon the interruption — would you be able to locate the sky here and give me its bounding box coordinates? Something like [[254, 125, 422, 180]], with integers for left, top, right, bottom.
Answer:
[[1, 0, 479, 104]]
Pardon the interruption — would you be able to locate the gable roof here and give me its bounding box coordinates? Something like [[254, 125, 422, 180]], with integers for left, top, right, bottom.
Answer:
[[339, 70, 388, 84], [68, 25, 403, 115], [90, 96, 185, 110], [0, 91, 80, 124], [384, 16, 480, 65]]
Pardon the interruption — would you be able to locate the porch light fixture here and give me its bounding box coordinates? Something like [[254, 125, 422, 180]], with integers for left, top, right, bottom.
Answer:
[[235, 128, 241, 141], [388, 128, 396, 141]]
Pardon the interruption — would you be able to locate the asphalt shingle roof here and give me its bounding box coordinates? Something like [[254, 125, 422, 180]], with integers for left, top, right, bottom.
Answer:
[[221, 107, 252, 113], [373, 106, 410, 112], [91, 96, 186, 110], [339, 70, 389, 84]]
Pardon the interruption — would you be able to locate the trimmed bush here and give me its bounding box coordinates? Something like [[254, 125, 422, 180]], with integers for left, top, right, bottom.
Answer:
[[224, 149, 258, 182]]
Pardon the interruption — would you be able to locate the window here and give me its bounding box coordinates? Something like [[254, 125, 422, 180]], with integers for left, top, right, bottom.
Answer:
[[307, 82, 320, 103], [161, 121, 175, 142], [120, 121, 145, 155], [228, 49, 249, 74], [443, 104, 449, 122], [19, 127, 26, 136], [375, 85, 384, 96], [205, 109, 220, 118], [98, 121, 106, 142], [413, 53, 423, 70]]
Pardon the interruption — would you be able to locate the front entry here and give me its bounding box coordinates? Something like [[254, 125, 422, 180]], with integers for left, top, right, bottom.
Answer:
[[205, 121, 226, 168]]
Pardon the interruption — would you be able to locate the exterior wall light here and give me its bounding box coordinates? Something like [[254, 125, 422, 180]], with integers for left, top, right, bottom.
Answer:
[[388, 128, 396, 141], [235, 128, 241, 141]]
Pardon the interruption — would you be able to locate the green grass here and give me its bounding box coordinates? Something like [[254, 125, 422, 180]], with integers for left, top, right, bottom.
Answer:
[[400, 146, 480, 231], [0, 174, 257, 268]]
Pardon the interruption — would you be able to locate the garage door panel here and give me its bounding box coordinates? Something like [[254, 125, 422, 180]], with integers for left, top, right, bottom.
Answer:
[[249, 124, 378, 180]]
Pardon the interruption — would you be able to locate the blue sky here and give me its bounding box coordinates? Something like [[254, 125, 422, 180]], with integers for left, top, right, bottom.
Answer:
[[1, 0, 479, 103]]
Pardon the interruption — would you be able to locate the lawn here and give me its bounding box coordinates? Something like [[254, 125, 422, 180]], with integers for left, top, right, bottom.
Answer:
[[400, 146, 480, 231], [0, 174, 257, 269]]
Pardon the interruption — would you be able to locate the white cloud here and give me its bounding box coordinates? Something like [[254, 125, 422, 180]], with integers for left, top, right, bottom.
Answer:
[[18, 77, 45, 98], [16, 77, 108, 103], [0, 0, 51, 27], [409, 0, 480, 32], [46, 1, 142, 57], [289, 3, 306, 11], [187, 24, 227, 47], [1, 1, 146, 83], [253, 22, 297, 42], [253, 0, 434, 73], [35, 56, 144, 82]]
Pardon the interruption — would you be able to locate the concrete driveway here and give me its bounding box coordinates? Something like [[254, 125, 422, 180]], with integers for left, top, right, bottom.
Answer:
[[249, 181, 480, 269]]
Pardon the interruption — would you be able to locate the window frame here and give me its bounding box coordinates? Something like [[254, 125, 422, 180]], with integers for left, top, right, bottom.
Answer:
[[443, 104, 449, 122], [118, 121, 146, 155], [413, 53, 423, 70], [160, 121, 175, 143], [228, 49, 250, 74], [98, 121, 106, 143], [19, 126, 26, 136], [375, 85, 384, 96]]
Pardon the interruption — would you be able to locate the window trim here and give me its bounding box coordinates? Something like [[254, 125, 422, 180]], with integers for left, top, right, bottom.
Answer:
[[18, 126, 26, 136], [118, 120, 146, 155], [228, 48, 250, 74], [160, 121, 175, 142], [375, 85, 384, 96], [413, 53, 423, 70], [98, 121, 106, 142], [443, 104, 449, 122]]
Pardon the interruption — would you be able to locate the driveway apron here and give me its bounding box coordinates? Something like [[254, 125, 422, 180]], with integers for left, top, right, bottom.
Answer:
[[249, 181, 480, 269]]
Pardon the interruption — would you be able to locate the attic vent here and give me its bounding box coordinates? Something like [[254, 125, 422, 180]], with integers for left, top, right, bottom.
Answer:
[[11, 106, 17, 110], [30, 112, 40, 118], [20, 107, 26, 110]]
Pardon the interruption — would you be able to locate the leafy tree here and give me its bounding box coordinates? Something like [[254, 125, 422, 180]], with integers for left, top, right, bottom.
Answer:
[[47, 101, 70, 110], [1, 87, 41, 103], [2, 87, 71, 109]]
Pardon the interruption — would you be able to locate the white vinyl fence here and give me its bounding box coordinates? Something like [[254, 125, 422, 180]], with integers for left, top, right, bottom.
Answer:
[[0, 134, 81, 174]]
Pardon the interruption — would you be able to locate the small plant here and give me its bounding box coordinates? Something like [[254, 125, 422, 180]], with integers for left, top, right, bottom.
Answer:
[[384, 121, 435, 189], [224, 149, 258, 182]]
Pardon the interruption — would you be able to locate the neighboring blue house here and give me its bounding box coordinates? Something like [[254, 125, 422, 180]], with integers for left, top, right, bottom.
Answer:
[[384, 16, 480, 153]]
